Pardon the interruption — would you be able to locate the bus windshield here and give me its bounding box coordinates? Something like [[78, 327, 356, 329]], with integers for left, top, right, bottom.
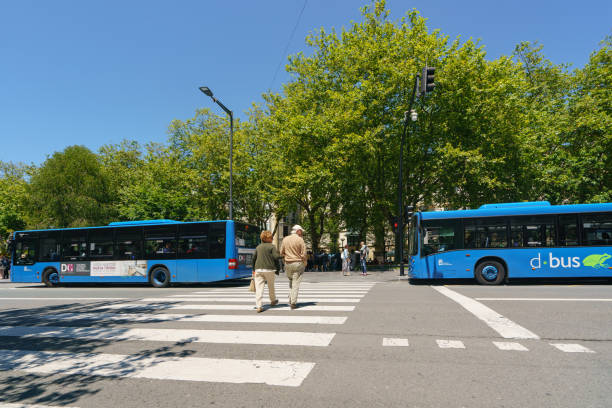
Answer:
[[407, 215, 418, 256]]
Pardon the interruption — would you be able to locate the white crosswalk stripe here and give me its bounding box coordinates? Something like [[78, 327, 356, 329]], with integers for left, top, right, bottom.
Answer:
[[200, 290, 369, 293], [0, 349, 314, 387], [550, 343, 595, 353], [0, 403, 80, 408], [493, 341, 529, 351], [170, 294, 364, 298], [100, 303, 356, 311], [0, 325, 336, 346], [0, 280, 375, 388], [52, 312, 347, 325], [139, 297, 361, 303], [382, 338, 409, 347], [436, 340, 466, 349]]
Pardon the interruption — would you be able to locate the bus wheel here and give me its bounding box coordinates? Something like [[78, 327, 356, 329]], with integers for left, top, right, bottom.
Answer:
[[42, 268, 60, 287], [475, 261, 506, 285], [149, 267, 170, 288]]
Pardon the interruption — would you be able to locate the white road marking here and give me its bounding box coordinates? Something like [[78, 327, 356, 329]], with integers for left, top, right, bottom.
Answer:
[[0, 403, 80, 408], [0, 298, 129, 300], [0, 349, 314, 387], [219, 285, 374, 289], [382, 338, 409, 347], [200, 290, 369, 294], [550, 343, 595, 353], [432, 286, 540, 340], [0, 325, 335, 347], [170, 294, 364, 298], [493, 341, 529, 351], [476, 298, 612, 302], [139, 297, 360, 303], [100, 303, 356, 311], [52, 312, 347, 325], [436, 339, 465, 349]]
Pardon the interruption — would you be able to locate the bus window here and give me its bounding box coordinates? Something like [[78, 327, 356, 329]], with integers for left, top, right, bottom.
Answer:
[[14, 232, 37, 265], [582, 213, 612, 246], [89, 229, 114, 260], [115, 228, 143, 260], [178, 223, 209, 259], [464, 218, 507, 248], [422, 219, 461, 255], [559, 215, 579, 246], [235, 223, 260, 248], [39, 230, 61, 261], [510, 216, 556, 247], [61, 230, 88, 261], [208, 222, 226, 259], [144, 225, 177, 259]]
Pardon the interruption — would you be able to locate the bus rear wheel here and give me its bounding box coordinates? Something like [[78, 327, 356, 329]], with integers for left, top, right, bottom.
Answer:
[[475, 260, 506, 285], [42, 268, 60, 287], [149, 266, 170, 288]]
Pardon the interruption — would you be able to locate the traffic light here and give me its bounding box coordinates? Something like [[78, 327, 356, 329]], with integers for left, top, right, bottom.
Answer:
[[404, 206, 414, 223], [420, 66, 435, 95], [392, 216, 399, 234]]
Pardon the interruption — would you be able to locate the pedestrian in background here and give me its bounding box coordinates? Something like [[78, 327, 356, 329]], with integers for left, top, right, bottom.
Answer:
[[252, 230, 281, 313], [1, 255, 9, 279], [280, 225, 307, 309], [341, 244, 350, 276], [359, 241, 369, 276]]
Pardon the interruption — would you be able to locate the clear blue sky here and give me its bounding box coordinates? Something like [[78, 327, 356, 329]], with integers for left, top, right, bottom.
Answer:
[[1, 0, 610, 165]]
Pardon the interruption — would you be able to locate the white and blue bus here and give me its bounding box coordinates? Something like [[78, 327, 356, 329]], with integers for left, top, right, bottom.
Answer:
[[407, 202, 612, 284], [10, 220, 259, 287]]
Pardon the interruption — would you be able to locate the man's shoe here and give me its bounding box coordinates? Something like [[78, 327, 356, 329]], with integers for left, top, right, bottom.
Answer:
[[256, 307, 263, 313], [270, 299, 279, 306], [290, 303, 297, 310]]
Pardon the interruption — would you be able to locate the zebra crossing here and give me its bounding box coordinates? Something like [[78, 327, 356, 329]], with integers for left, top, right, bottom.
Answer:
[[0, 281, 376, 388]]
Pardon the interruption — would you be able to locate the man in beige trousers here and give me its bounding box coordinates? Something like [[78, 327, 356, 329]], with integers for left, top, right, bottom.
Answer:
[[280, 225, 307, 309]]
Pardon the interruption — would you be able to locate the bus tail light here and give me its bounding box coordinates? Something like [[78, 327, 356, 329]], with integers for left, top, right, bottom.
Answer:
[[228, 259, 237, 269]]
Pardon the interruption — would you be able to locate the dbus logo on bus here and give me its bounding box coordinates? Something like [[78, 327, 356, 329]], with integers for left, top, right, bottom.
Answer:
[[530, 253, 611, 269]]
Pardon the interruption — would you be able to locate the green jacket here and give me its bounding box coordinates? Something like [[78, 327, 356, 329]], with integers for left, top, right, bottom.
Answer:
[[252, 242, 282, 271]]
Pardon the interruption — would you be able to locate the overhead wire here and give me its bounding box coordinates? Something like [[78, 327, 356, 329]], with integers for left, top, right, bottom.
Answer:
[[268, 0, 308, 91]]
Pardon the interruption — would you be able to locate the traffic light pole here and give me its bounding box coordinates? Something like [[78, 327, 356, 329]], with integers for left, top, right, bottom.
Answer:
[[397, 74, 420, 276]]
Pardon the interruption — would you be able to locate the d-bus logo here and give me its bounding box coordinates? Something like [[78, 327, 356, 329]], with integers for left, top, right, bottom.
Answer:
[[530, 253, 580, 269], [61, 264, 74, 273], [530, 253, 612, 269]]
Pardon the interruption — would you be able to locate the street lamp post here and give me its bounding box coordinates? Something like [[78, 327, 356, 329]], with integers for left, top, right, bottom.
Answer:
[[397, 76, 420, 276], [199, 86, 233, 220]]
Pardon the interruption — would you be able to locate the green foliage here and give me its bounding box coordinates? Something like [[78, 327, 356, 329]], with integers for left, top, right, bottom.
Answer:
[[0, 162, 28, 253], [26, 145, 116, 228]]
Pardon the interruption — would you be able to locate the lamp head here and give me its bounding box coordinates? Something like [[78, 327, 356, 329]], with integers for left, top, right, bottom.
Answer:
[[199, 86, 214, 97]]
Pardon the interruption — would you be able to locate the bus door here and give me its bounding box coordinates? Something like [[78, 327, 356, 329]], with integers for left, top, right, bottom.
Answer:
[[177, 223, 209, 282], [12, 231, 38, 282], [422, 219, 461, 279]]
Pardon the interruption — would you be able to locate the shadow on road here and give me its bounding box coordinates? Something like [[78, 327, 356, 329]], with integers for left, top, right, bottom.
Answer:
[[0, 299, 200, 406]]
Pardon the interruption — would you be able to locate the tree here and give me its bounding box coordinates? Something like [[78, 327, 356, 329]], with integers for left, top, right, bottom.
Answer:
[[559, 36, 611, 202], [0, 161, 28, 253], [26, 145, 116, 228]]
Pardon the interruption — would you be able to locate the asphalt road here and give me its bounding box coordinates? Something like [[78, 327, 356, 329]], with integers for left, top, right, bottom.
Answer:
[[0, 272, 611, 408]]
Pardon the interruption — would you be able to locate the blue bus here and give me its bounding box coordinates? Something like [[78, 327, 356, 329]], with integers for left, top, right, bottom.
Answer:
[[10, 220, 259, 287], [407, 202, 612, 284]]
